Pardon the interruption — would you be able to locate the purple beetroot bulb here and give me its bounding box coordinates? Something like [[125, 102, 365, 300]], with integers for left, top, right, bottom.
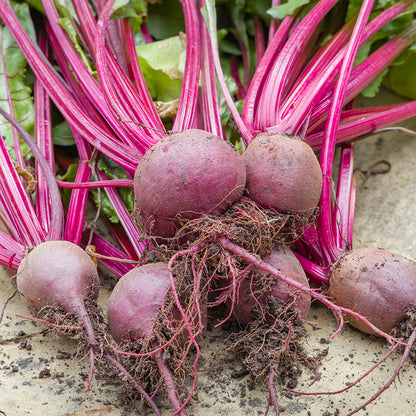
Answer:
[[243, 133, 322, 217], [134, 129, 246, 239], [234, 245, 311, 327], [329, 247, 416, 335], [16, 240, 99, 314], [107, 262, 171, 343]]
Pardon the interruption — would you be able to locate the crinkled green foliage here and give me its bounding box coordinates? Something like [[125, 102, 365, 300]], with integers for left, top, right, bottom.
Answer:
[[383, 52, 416, 99], [355, 40, 372, 66], [146, 0, 186, 40], [228, 0, 252, 74], [111, 0, 147, 32], [59, 157, 134, 223], [59, 162, 78, 207], [218, 72, 239, 123], [344, 2, 416, 98], [58, 16, 96, 76], [22, 0, 44, 13], [52, 121, 75, 146], [54, 0, 79, 20], [136, 35, 185, 102], [267, 0, 310, 19], [361, 68, 388, 98], [223, 98, 245, 149], [245, 0, 273, 21], [0, 2, 36, 157], [347, 0, 416, 23]]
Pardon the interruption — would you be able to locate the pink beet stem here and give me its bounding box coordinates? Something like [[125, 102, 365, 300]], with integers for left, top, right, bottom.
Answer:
[[317, 0, 375, 266]]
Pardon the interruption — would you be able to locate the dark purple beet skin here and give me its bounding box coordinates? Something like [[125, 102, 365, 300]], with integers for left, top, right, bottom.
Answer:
[[107, 262, 171, 343], [134, 129, 246, 239], [329, 247, 416, 335], [234, 245, 311, 327], [242, 133, 322, 217], [16, 240, 100, 315]]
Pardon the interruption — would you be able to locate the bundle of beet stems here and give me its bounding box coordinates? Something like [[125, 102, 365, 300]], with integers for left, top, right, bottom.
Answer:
[[0, 0, 416, 415], [0, 34, 160, 416]]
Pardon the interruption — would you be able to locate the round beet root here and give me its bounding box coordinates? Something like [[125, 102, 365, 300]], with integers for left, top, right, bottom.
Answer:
[[17, 240, 99, 314], [234, 245, 311, 327], [134, 129, 246, 239], [107, 262, 171, 343], [242, 133, 322, 217], [329, 247, 416, 335]]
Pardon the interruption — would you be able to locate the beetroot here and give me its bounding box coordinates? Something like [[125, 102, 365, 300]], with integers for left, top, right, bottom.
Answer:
[[107, 262, 202, 416], [234, 245, 311, 326], [107, 262, 171, 342], [134, 129, 246, 239], [17, 240, 99, 314], [242, 133, 322, 217], [15, 240, 161, 413], [329, 247, 416, 335], [16, 240, 100, 350]]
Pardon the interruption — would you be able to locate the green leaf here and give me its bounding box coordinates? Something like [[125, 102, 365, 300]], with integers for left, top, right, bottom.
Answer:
[[58, 17, 96, 76], [136, 35, 185, 102], [96, 158, 128, 180], [93, 191, 120, 223], [219, 73, 239, 125], [355, 41, 372, 66], [146, 0, 186, 40], [59, 162, 78, 181], [52, 121, 75, 146], [229, 0, 252, 73], [113, 0, 130, 9], [59, 163, 78, 207], [54, 0, 79, 20], [0, 2, 35, 154], [383, 53, 416, 100], [361, 68, 388, 98], [23, 0, 45, 14], [246, 0, 273, 21], [267, 0, 309, 20], [112, 0, 147, 32], [345, 0, 365, 22]]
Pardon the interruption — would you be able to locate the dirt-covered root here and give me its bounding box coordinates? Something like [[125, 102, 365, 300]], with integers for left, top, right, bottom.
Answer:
[[26, 298, 108, 362], [109, 328, 193, 411], [172, 197, 315, 254], [227, 299, 309, 383], [24, 301, 160, 413], [22, 301, 104, 388], [393, 308, 416, 362], [222, 298, 317, 415], [144, 197, 315, 314], [26, 301, 119, 387]]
